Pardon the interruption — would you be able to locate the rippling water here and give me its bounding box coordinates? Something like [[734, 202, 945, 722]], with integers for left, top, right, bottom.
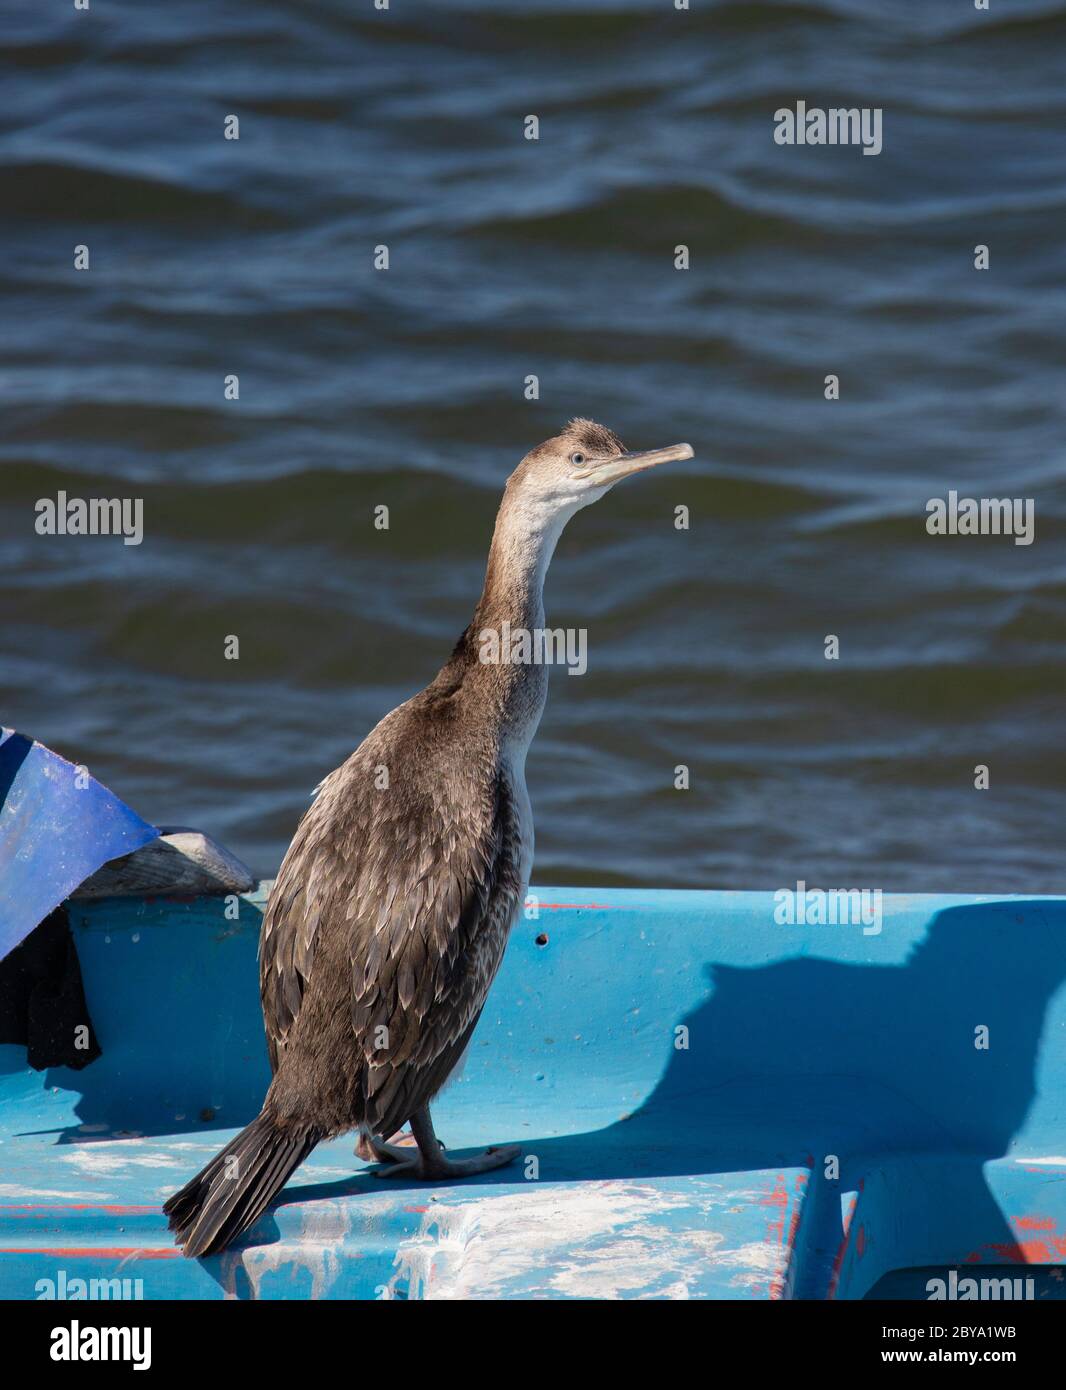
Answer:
[[2, 1, 1064, 892]]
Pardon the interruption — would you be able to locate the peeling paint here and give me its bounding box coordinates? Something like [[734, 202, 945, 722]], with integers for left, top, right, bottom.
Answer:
[[63, 1148, 184, 1174], [224, 1202, 352, 1300], [0, 1186, 108, 1201]]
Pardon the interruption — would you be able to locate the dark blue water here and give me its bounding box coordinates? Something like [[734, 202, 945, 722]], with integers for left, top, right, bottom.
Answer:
[[2, 1, 1064, 891]]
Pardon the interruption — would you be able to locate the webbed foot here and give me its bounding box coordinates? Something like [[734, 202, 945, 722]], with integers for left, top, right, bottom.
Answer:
[[372, 1142, 521, 1180], [369, 1105, 520, 1181]]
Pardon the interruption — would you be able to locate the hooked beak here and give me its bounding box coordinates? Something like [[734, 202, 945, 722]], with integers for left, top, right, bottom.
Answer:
[[571, 441, 694, 486]]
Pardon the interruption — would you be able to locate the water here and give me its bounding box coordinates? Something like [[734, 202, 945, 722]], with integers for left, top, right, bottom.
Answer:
[[2, 1, 1064, 892]]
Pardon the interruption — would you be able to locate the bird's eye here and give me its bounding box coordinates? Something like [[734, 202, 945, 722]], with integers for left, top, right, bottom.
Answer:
[[570, 452, 586, 466]]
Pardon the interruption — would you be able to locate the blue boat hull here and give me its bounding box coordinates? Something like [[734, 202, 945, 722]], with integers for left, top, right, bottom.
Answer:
[[2, 887, 1065, 1299]]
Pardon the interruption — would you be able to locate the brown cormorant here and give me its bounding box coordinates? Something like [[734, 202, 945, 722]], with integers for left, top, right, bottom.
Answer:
[[164, 420, 693, 1257]]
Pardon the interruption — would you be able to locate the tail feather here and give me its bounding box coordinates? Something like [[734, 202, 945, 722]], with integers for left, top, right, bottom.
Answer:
[[164, 1110, 320, 1258]]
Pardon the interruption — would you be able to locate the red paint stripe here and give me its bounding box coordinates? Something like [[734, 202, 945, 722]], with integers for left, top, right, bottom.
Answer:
[[0, 1247, 179, 1259], [1013, 1215, 1055, 1231], [526, 902, 620, 911], [981, 1240, 1053, 1264], [760, 1172, 791, 1298], [0, 1204, 157, 1214], [769, 1171, 809, 1300], [827, 1192, 859, 1301]]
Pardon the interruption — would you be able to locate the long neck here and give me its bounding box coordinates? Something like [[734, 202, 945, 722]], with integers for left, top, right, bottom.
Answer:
[[475, 487, 568, 635], [431, 486, 573, 756]]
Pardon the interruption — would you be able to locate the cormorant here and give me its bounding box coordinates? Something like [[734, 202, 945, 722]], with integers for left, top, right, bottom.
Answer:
[[164, 419, 693, 1257]]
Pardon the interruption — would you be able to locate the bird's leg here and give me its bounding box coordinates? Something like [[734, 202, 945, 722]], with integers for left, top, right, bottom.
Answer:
[[355, 1129, 416, 1165], [409, 1106, 522, 1178], [371, 1106, 520, 1180]]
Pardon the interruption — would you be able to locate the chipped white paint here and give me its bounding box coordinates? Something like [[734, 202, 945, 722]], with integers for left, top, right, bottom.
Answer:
[[0, 1184, 106, 1200], [551, 1226, 727, 1298], [63, 1147, 181, 1174], [714, 1241, 790, 1272], [388, 1181, 782, 1300]]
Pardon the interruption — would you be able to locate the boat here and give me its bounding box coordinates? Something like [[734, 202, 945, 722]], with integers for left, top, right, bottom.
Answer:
[[3, 879, 1065, 1299]]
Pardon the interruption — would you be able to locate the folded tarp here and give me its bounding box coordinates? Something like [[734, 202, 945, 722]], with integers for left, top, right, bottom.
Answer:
[[0, 728, 159, 962]]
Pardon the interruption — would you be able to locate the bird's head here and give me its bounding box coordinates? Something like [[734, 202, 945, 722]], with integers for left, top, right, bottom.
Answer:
[[505, 419, 693, 528]]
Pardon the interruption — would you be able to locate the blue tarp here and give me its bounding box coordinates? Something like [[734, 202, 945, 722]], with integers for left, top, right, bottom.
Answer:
[[0, 728, 159, 960]]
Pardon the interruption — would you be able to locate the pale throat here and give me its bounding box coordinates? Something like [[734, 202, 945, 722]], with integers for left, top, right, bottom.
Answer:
[[476, 487, 578, 634], [472, 486, 581, 750]]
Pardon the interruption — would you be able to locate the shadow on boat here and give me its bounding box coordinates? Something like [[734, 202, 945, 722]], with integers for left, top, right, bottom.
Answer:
[[293, 900, 1062, 1291]]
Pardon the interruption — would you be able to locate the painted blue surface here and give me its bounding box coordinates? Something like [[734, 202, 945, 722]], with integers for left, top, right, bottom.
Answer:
[[1, 886, 1065, 1298], [0, 729, 158, 959]]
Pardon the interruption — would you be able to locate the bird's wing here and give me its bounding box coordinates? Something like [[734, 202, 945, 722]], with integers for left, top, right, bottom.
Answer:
[[353, 767, 524, 1138], [259, 747, 524, 1136], [259, 788, 337, 1072]]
